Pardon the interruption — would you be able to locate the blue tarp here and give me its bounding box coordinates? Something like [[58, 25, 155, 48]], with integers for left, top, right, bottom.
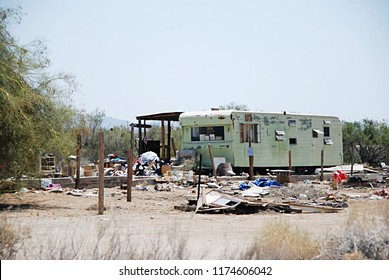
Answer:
[[239, 178, 282, 190], [239, 182, 250, 190]]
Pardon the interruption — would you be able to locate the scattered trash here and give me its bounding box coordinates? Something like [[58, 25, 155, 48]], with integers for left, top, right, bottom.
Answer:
[[48, 188, 64, 193], [194, 190, 242, 213], [66, 189, 97, 197], [154, 183, 171, 192], [251, 178, 282, 188], [216, 162, 236, 176], [175, 176, 351, 214], [370, 195, 384, 200], [239, 178, 282, 191], [241, 186, 270, 197], [19, 187, 29, 193], [133, 151, 162, 176], [46, 183, 63, 193], [66, 189, 83, 196], [298, 194, 308, 200], [373, 189, 388, 197], [40, 178, 52, 189]]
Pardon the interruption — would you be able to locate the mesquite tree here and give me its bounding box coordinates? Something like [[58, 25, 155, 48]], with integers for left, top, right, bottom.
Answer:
[[0, 7, 78, 178], [342, 119, 389, 167]]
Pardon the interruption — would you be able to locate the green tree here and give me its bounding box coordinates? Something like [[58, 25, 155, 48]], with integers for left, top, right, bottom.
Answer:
[[80, 109, 105, 162], [104, 126, 131, 159], [378, 121, 389, 164], [342, 119, 389, 166], [0, 7, 78, 178]]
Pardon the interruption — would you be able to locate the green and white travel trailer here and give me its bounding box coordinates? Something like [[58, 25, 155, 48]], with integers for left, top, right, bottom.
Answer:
[[179, 110, 343, 174]]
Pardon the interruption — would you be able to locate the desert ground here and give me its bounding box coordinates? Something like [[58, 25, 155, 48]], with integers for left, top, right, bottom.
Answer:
[[1, 175, 388, 260]]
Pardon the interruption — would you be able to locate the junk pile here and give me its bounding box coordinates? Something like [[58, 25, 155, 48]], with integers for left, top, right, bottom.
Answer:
[[175, 176, 350, 214], [319, 163, 388, 187], [81, 151, 171, 177], [103, 154, 127, 176], [133, 151, 164, 176]]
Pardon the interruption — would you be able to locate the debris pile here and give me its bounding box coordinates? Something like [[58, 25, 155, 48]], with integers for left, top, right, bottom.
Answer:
[[133, 151, 163, 176], [172, 174, 356, 214]]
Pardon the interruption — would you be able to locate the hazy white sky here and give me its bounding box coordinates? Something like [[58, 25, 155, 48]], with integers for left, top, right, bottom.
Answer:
[[3, 0, 389, 122]]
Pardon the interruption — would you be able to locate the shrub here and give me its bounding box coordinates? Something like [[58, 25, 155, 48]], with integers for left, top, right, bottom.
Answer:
[[240, 219, 320, 260], [0, 216, 19, 259], [318, 201, 389, 260]]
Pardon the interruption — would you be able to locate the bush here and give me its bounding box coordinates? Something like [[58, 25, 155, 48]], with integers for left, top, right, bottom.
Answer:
[[240, 219, 320, 260], [318, 201, 389, 260], [0, 216, 19, 259]]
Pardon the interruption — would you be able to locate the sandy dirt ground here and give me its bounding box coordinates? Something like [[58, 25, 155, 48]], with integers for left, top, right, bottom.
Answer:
[[1, 177, 388, 260]]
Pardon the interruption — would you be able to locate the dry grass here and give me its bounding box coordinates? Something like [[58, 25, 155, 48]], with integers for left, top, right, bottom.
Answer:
[[317, 200, 389, 260], [9, 218, 190, 260], [2, 199, 388, 260], [0, 216, 20, 259], [239, 219, 321, 260], [235, 200, 389, 260]]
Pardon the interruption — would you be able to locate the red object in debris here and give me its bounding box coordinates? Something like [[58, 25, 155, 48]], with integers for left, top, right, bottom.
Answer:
[[333, 170, 347, 182], [374, 189, 388, 197]]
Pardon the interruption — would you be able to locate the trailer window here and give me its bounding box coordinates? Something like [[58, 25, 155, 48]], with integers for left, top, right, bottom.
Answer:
[[324, 138, 333, 145], [289, 138, 297, 145], [275, 130, 286, 141], [323, 127, 330, 137], [191, 126, 224, 141], [312, 129, 324, 138], [240, 124, 259, 143], [288, 119, 297, 126]]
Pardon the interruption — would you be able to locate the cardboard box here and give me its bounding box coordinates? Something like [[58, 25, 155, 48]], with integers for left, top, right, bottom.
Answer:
[[161, 165, 172, 176]]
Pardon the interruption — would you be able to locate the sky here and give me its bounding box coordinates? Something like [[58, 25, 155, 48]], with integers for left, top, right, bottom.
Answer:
[[2, 0, 389, 123]]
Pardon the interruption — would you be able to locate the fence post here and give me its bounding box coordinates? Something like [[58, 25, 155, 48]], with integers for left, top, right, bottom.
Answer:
[[98, 130, 104, 215]]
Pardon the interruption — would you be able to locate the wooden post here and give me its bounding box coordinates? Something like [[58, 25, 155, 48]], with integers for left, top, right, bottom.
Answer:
[[171, 137, 177, 158], [98, 130, 104, 215], [197, 154, 202, 203], [143, 120, 147, 153], [208, 144, 216, 178], [288, 150, 292, 170], [161, 120, 165, 160], [248, 136, 254, 180], [127, 124, 134, 202], [76, 133, 81, 189], [138, 119, 142, 155], [350, 143, 354, 176], [288, 150, 292, 182], [167, 120, 171, 160], [320, 149, 324, 181]]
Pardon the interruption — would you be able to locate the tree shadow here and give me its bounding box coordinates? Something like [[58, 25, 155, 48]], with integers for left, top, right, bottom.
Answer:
[[0, 203, 70, 211]]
